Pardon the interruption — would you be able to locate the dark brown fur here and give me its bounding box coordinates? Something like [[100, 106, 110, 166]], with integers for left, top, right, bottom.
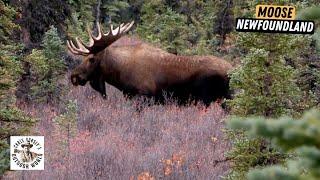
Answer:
[[71, 36, 232, 105]]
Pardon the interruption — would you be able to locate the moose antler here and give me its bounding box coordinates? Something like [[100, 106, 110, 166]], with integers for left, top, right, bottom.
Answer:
[[67, 21, 134, 56]]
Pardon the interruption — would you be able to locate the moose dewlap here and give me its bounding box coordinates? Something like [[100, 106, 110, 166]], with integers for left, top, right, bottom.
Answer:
[[256, 5, 296, 20]]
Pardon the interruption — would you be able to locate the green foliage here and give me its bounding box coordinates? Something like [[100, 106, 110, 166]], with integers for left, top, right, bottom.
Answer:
[[226, 130, 288, 180], [26, 26, 66, 103], [67, 0, 95, 23], [53, 100, 78, 160], [229, 48, 301, 117], [314, 30, 320, 53], [26, 50, 49, 77], [296, 62, 320, 106], [229, 109, 320, 180], [101, 0, 130, 23], [53, 100, 78, 136], [0, 149, 9, 175], [0, 2, 36, 175], [0, 44, 24, 106], [226, 11, 317, 179], [66, 0, 130, 38], [137, 5, 189, 54], [297, 6, 320, 21], [42, 26, 65, 60], [0, 107, 36, 150], [66, 0, 95, 41], [19, 0, 70, 43], [66, 12, 92, 42], [136, 0, 221, 55], [228, 33, 312, 117], [0, 44, 36, 177], [66, 0, 228, 56], [0, 107, 36, 175], [295, 6, 320, 105], [0, 0, 19, 42], [213, 0, 234, 45], [297, 6, 320, 54]]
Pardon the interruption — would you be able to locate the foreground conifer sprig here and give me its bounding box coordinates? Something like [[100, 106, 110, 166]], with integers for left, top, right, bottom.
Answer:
[[228, 109, 320, 180]]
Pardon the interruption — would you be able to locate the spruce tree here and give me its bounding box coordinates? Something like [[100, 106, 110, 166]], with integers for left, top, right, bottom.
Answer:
[[135, 0, 218, 55], [0, 0, 36, 176], [296, 6, 320, 105], [53, 100, 78, 154], [136, 2, 189, 55], [213, 0, 234, 46], [226, 32, 315, 180], [26, 26, 66, 103], [228, 33, 312, 117], [100, 0, 130, 24], [226, 2, 319, 179], [229, 109, 320, 180], [17, 0, 70, 44], [52, 100, 78, 178], [66, 0, 96, 39]]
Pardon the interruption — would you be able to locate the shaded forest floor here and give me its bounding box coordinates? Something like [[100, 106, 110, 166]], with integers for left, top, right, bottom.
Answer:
[[4, 74, 230, 180]]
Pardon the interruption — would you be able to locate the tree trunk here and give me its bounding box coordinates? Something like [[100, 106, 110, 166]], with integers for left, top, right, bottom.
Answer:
[[13, 0, 32, 47], [21, 27, 31, 48], [94, 0, 101, 31]]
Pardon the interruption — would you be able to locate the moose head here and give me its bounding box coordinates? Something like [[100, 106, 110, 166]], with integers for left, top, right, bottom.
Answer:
[[67, 22, 134, 97]]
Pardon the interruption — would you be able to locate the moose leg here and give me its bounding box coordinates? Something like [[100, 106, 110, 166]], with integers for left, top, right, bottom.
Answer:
[[192, 75, 230, 106], [90, 77, 106, 98]]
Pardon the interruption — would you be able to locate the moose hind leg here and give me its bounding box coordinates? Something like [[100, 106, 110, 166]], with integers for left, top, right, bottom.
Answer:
[[192, 75, 229, 106]]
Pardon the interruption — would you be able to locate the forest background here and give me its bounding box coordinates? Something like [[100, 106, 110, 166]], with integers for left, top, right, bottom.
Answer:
[[0, 0, 320, 179]]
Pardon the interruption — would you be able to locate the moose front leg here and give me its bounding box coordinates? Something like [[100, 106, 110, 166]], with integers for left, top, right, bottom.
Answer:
[[90, 77, 106, 98]]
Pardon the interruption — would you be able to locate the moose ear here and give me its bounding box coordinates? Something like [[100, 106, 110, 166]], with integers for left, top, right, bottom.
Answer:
[[90, 77, 106, 99]]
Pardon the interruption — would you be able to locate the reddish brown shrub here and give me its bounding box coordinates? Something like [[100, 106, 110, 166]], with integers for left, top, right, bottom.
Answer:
[[5, 80, 230, 180]]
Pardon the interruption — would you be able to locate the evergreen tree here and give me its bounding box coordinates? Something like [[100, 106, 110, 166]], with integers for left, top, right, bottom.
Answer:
[[226, 4, 317, 179], [229, 33, 313, 117], [17, 0, 70, 44], [136, 2, 189, 54], [66, 0, 131, 40], [52, 100, 78, 178], [42, 26, 66, 78], [229, 109, 320, 180], [213, 0, 234, 46], [66, 0, 96, 39], [26, 26, 66, 103], [0, 1, 36, 176], [53, 100, 78, 154], [0, 0, 18, 43], [67, 0, 96, 22], [136, 0, 218, 55], [100, 0, 130, 24], [296, 6, 320, 105]]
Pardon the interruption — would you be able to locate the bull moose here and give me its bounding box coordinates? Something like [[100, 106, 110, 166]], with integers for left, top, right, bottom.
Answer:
[[67, 21, 232, 105]]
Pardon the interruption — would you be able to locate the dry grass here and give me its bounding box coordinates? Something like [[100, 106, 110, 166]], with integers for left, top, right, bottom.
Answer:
[[5, 76, 230, 180]]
